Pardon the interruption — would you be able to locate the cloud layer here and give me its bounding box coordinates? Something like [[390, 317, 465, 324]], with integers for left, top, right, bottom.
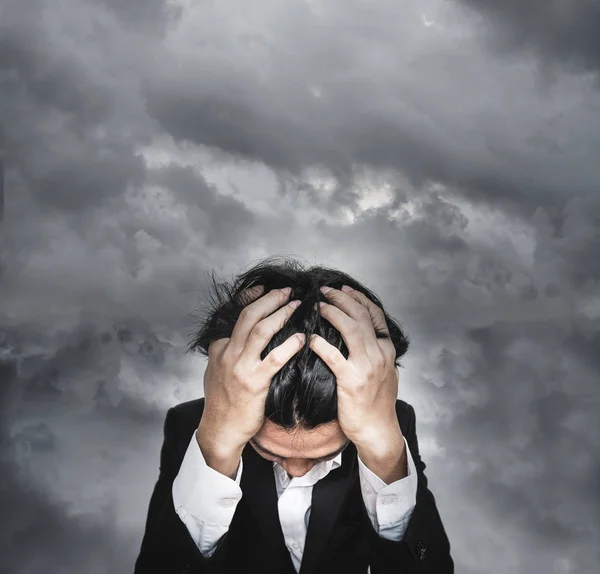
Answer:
[[1, 0, 598, 572]]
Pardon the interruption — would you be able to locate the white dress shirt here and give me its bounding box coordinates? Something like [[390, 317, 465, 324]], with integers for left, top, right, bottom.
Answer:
[[173, 429, 418, 573]]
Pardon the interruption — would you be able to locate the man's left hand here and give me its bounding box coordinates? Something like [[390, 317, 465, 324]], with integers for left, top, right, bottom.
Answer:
[[309, 285, 406, 481]]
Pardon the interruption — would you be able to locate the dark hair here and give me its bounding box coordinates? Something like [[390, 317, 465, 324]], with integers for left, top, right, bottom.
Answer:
[[187, 255, 409, 430]]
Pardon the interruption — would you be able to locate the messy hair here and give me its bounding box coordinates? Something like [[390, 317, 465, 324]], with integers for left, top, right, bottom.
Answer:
[[187, 255, 409, 430]]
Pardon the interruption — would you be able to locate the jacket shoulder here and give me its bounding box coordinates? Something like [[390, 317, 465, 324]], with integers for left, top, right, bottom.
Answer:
[[171, 396, 206, 419], [168, 397, 206, 445], [395, 398, 413, 437]]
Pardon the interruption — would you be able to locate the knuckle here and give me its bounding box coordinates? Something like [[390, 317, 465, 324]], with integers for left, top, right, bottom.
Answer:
[[253, 322, 273, 339], [352, 290, 364, 302], [372, 353, 385, 368], [355, 381, 368, 393], [208, 338, 226, 356], [237, 306, 250, 321], [238, 378, 255, 393], [381, 343, 396, 364], [216, 348, 229, 366], [266, 348, 287, 366], [245, 308, 259, 322], [364, 361, 377, 377], [348, 321, 361, 335], [230, 364, 245, 382]]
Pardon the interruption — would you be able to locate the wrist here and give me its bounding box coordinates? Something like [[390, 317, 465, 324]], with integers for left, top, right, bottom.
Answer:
[[355, 427, 407, 484], [197, 419, 246, 463], [351, 417, 403, 454], [356, 433, 405, 462]]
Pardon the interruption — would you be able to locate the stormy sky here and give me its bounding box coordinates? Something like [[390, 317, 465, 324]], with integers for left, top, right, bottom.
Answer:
[[1, 0, 599, 572]]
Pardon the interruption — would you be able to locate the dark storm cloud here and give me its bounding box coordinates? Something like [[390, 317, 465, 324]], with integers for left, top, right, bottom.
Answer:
[[0, 318, 180, 429], [428, 318, 600, 571], [0, 0, 151, 213], [458, 0, 600, 75], [98, 0, 182, 33], [1, 0, 599, 572], [532, 196, 600, 287], [0, 457, 138, 574], [148, 163, 256, 248], [142, 3, 600, 220], [0, 322, 185, 572]]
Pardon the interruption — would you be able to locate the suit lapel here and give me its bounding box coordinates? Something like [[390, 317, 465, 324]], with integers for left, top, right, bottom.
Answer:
[[299, 444, 358, 574], [239, 443, 290, 555]]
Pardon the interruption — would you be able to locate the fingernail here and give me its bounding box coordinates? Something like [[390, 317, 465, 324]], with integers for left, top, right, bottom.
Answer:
[[341, 284, 352, 292], [289, 300, 301, 308], [282, 287, 292, 295], [320, 286, 333, 293], [319, 301, 325, 307]]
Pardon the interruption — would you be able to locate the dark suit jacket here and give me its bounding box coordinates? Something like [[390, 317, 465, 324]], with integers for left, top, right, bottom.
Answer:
[[134, 397, 453, 574]]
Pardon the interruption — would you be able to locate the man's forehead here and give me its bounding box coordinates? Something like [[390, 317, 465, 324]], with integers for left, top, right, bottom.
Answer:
[[253, 419, 347, 454], [258, 419, 342, 438]]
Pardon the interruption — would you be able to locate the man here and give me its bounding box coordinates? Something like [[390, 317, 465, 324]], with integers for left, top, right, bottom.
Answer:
[[134, 259, 453, 573]]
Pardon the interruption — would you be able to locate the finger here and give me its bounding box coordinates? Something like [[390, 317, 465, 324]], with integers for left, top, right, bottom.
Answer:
[[229, 287, 292, 354], [341, 287, 397, 365], [340, 285, 390, 337], [208, 338, 229, 360], [320, 287, 380, 356], [308, 334, 350, 380], [241, 299, 302, 361], [378, 337, 398, 366], [207, 286, 264, 360], [317, 300, 369, 360], [338, 286, 393, 362], [257, 332, 306, 380]]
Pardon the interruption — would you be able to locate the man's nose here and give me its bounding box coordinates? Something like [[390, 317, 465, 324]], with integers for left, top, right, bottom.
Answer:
[[281, 459, 314, 478]]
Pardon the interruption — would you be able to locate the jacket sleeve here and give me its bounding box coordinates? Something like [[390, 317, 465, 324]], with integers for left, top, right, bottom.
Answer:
[[357, 435, 418, 540], [367, 403, 454, 573], [133, 407, 233, 574], [172, 428, 244, 557]]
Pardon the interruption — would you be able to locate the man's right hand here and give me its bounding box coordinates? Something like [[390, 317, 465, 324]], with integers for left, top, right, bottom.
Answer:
[[197, 285, 304, 479]]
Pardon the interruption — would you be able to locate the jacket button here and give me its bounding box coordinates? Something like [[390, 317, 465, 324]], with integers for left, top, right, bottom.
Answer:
[[416, 540, 428, 562]]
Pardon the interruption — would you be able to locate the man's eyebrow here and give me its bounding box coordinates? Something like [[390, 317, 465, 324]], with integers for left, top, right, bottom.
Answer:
[[250, 438, 351, 461]]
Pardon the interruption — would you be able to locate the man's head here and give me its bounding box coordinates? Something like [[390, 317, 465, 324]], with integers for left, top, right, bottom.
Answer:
[[188, 255, 409, 472]]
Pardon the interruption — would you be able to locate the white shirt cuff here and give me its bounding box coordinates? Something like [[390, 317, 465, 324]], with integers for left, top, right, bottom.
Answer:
[[172, 429, 243, 556], [357, 434, 418, 540]]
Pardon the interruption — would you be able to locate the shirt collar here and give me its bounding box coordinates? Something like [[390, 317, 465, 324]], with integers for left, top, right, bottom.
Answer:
[[274, 450, 343, 490]]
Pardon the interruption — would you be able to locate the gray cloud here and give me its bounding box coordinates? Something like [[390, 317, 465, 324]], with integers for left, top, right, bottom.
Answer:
[[142, 1, 600, 219], [0, 0, 599, 572], [458, 0, 600, 75]]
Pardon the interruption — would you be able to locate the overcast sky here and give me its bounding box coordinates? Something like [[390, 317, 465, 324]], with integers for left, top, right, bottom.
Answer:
[[1, 1, 599, 572]]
